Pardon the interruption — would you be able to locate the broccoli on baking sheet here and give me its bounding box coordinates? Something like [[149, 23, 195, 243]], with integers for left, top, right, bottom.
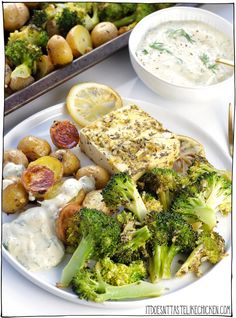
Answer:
[[5, 40, 42, 81]]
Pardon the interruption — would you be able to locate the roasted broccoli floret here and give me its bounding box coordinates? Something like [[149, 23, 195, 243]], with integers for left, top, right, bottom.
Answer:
[[113, 225, 151, 264], [113, 3, 156, 29], [59, 208, 121, 287], [102, 172, 148, 222], [72, 266, 163, 302], [98, 3, 136, 22], [55, 7, 79, 36], [141, 191, 163, 213], [8, 25, 49, 48], [31, 9, 48, 28], [95, 257, 147, 286], [5, 40, 42, 77], [172, 172, 232, 229], [176, 229, 225, 277], [62, 3, 99, 31], [188, 156, 232, 183], [148, 211, 197, 282], [139, 168, 183, 211]]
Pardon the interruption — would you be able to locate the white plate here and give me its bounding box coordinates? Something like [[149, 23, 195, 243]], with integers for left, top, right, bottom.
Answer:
[[2, 99, 231, 308]]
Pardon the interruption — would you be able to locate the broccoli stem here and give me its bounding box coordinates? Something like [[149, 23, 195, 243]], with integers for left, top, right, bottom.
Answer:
[[162, 245, 180, 279], [129, 225, 151, 249], [60, 235, 94, 287], [159, 191, 171, 211], [113, 14, 136, 28], [193, 206, 216, 230], [176, 244, 204, 277], [128, 189, 148, 222], [96, 281, 163, 302], [149, 245, 168, 282]]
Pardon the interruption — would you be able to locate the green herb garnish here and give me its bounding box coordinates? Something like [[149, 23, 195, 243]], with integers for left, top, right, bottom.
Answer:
[[199, 53, 210, 66], [167, 28, 195, 44], [142, 49, 148, 55], [149, 42, 172, 54], [208, 63, 219, 74], [199, 53, 218, 74]]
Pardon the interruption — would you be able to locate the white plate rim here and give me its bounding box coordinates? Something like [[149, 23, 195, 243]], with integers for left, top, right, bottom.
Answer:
[[2, 98, 232, 308]]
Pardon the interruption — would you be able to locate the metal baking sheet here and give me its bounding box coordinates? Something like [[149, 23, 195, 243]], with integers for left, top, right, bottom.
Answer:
[[4, 3, 200, 115], [4, 30, 131, 115]]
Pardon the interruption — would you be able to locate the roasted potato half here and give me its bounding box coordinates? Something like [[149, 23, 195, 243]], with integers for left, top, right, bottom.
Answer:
[[29, 156, 63, 183], [50, 120, 80, 149]]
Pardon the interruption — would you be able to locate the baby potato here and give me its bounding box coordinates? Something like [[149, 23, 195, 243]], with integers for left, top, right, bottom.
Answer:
[[50, 149, 80, 176], [47, 35, 73, 66], [50, 120, 80, 149], [76, 165, 110, 189], [66, 25, 93, 58], [5, 64, 12, 88], [29, 156, 63, 183], [4, 149, 29, 167], [37, 55, 54, 79], [3, 3, 30, 31], [17, 136, 51, 161], [91, 22, 118, 48], [24, 2, 39, 9], [9, 75, 35, 92], [56, 202, 81, 243], [82, 190, 110, 215], [21, 165, 55, 195], [3, 181, 29, 214]]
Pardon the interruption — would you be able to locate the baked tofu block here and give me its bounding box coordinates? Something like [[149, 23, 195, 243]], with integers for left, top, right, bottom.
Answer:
[[80, 105, 180, 180]]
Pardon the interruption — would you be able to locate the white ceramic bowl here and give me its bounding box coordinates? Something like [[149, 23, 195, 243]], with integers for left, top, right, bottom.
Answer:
[[129, 7, 234, 102]]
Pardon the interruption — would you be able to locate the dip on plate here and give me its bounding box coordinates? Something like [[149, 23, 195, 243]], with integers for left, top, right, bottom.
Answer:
[[136, 20, 233, 88]]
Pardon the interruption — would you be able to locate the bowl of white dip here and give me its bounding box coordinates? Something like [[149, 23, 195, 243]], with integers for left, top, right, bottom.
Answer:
[[129, 7, 234, 102]]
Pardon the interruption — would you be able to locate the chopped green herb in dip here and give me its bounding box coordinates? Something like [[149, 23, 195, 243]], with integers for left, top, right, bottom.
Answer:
[[136, 21, 233, 87]]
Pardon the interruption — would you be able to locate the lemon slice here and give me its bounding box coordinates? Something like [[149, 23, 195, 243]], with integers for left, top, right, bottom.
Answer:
[[66, 82, 123, 127], [173, 135, 206, 174]]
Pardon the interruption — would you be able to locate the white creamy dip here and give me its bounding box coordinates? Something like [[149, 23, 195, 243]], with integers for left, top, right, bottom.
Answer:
[[41, 176, 95, 215], [3, 162, 25, 179], [136, 20, 233, 87], [3, 207, 65, 271], [2, 175, 96, 271]]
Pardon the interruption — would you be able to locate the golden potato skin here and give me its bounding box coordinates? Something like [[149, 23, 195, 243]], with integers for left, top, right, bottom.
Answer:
[[47, 35, 73, 66], [56, 203, 81, 243], [2, 182, 29, 214], [9, 75, 35, 91], [5, 64, 12, 88], [37, 55, 54, 79], [66, 25, 93, 57], [50, 149, 80, 176], [76, 165, 110, 189], [91, 22, 118, 48], [17, 136, 51, 161], [4, 149, 29, 167], [3, 3, 30, 31]]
